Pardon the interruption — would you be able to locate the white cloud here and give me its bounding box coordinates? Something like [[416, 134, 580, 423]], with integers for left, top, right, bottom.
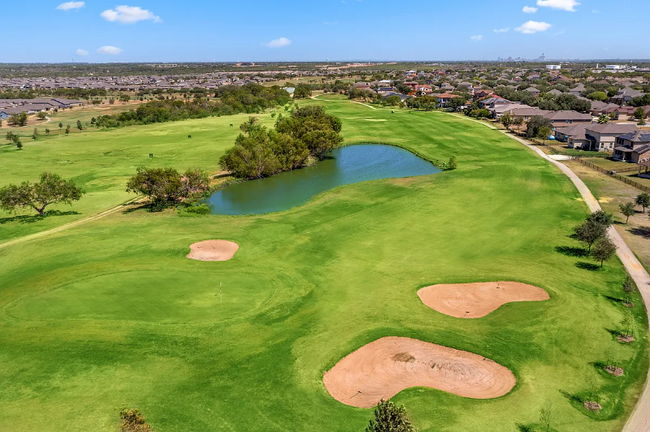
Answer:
[[75, 49, 89, 56], [536, 0, 580, 12], [56, 1, 84, 11], [494, 27, 509, 33], [101, 5, 161, 24], [265, 37, 291, 48], [97, 46, 123, 55], [470, 35, 483, 41], [515, 21, 552, 34], [523, 6, 538, 13], [323, 21, 338, 25]]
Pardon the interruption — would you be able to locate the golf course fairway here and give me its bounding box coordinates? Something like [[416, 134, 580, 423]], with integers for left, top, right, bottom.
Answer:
[[0, 95, 647, 432]]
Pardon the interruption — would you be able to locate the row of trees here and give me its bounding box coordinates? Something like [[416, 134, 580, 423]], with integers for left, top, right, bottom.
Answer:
[[93, 84, 292, 129], [220, 106, 343, 179], [494, 87, 591, 113]]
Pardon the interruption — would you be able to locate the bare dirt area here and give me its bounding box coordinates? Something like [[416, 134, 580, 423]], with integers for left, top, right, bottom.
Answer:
[[322, 336, 516, 408], [417, 281, 550, 319], [186, 240, 239, 261]]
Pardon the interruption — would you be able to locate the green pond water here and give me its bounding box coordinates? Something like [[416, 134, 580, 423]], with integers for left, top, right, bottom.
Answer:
[[206, 144, 441, 215]]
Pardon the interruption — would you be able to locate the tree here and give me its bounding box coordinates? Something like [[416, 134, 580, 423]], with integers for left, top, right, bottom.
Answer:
[[622, 276, 636, 306], [37, 111, 47, 120], [45, 128, 50, 135], [575, 220, 607, 252], [538, 126, 552, 140], [592, 237, 616, 268], [525, 116, 553, 138], [119, 94, 131, 103], [501, 114, 513, 130], [33, 128, 39, 139], [126, 167, 209, 211], [59, 122, 63, 129], [597, 114, 610, 124], [109, 98, 116, 105], [587, 210, 613, 228], [384, 95, 401, 106], [77, 120, 83, 131], [0, 173, 84, 216], [447, 156, 458, 170], [447, 96, 467, 111], [539, 405, 552, 432], [587, 91, 608, 102], [65, 125, 71, 134], [634, 107, 646, 121], [366, 400, 415, 432], [293, 84, 312, 99], [635, 193, 650, 213], [620, 202, 636, 223], [8, 112, 28, 127]]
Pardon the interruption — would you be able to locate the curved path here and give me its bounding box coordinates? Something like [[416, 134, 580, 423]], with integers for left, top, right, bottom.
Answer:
[[502, 131, 650, 432], [0, 197, 141, 251]]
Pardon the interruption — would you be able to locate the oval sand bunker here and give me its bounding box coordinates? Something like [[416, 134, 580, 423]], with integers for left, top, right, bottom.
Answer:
[[186, 240, 239, 261], [418, 281, 549, 319], [323, 336, 515, 408]]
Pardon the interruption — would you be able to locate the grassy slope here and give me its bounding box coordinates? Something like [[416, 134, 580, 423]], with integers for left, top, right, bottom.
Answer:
[[0, 95, 647, 432]]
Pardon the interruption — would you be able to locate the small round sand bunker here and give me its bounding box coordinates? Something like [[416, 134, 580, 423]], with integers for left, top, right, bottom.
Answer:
[[418, 281, 549, 319], [323, 336, 515, 408], [186, 240, 239, 261]]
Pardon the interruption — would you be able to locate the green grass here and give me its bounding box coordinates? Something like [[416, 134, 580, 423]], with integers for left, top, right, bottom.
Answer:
[[0, 95, 647, 432]]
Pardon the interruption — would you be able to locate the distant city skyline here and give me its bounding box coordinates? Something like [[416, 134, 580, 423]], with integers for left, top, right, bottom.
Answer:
[[1, 0, 649, 63]]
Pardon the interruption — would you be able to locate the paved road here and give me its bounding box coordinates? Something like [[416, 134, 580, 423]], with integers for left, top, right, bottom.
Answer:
[[503, 132, 650, 432]]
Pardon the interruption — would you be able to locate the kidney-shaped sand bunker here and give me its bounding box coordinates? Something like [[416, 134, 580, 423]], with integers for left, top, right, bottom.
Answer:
[[323, 336, 515, 408], [418, 281, 550, 319], [186, 240, 239, 261]]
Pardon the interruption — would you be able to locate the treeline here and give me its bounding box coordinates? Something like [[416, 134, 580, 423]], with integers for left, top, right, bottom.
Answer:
[[94, 84, 292, 128], [0, 88, 107, 99], [220, 106, 343, 179], [495, 87, 591, 113]]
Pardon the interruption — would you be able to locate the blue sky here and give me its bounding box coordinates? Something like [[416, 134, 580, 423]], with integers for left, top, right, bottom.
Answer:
[[1, 0, 649, 62]]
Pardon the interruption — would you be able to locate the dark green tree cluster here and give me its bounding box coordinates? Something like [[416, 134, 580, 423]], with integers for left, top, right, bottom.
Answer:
[[220, 106, 343, 179], [366, 400, 415, 432], [126, 167, 210, 211], [8, 112, 28, 127], [574, 211, 617, 268], [0, 172, 84, 216], [5, 131, 23, 149], [495, 87, 591, 113], [94, 84, 292, 128], [406, 95, 438, 111], [293, 83, 312, 99], [525, 116, 553, 138]]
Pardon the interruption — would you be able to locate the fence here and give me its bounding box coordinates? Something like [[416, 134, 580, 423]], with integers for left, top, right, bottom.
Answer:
[[576, 158, 650, 192]]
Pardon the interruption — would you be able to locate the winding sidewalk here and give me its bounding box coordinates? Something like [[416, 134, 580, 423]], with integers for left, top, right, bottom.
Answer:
[[504, 132, 650, 432]]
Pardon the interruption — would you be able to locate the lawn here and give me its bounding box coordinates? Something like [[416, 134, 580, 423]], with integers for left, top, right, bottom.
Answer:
[[0, 95, 647, 432]]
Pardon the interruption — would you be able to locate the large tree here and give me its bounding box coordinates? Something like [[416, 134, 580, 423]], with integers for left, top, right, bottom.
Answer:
[[620, 202, 636, 224], [366, 400, 415, 432], [0, 173, 84, 216], [525, 116, 553, 138], [126, 167, 209, 210], [635, 193, 650, 213], [592, 237, 617, 268], [574, 220, 606, 252], [293, 84, 312, 99]]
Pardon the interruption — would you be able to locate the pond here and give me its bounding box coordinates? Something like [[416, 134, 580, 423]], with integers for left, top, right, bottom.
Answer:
[[205, 144, 441, 215]]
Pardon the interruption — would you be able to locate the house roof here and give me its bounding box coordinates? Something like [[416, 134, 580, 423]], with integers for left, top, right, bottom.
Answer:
[[506, 107, 549, 116], [543, 110, 593, 121], [586, 123, 638, 135], [555, 123, 589, 140], [618, 130, 650, 143]]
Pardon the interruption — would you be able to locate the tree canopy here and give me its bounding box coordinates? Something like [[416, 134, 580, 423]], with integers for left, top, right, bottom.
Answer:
[[0, 172, 84, 215], [366, 400, 415, 432], [126, 167, 210, 211], [220, 106, 343, 179]]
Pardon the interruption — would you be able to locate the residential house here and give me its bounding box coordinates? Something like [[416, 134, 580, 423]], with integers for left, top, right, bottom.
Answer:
[[554, 123, 591, 149], [584, 123, 638, 152], [434, 93, 460, 107], [543, 110, 593, 126], [610, 87, 644, 104], [547, 89, 563, 97], [524, 87, 541, 96], [569, 83, 586, 96], [613, 131, 650, 163], [474, 89, 494, 99], [491, 103, 528, 118], [505, 107, 549, 121], [479, 96, 509, 109]]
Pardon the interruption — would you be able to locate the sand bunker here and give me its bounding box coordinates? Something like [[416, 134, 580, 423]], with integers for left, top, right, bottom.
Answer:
[[323, 337, 515, 408], [186, 240, 239, 261], [417, 281, 549, 319]]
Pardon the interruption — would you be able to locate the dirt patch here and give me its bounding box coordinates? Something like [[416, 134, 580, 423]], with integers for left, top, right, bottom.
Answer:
[[186, 240, 239, 261], [417, 281, 550, 318], [584, 401, 602, 411], [617, 335, 635, 343], [605, 365, 625, 376], [323, 336, 516, 408]]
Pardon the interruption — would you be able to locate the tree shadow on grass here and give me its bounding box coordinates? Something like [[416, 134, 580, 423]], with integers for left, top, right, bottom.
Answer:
[[0, 210, 79, 225], [628, 226, 650, 239], [603, 295, 625, 305], [556, 245, 589, 258], [576, 261, 601, 271]]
